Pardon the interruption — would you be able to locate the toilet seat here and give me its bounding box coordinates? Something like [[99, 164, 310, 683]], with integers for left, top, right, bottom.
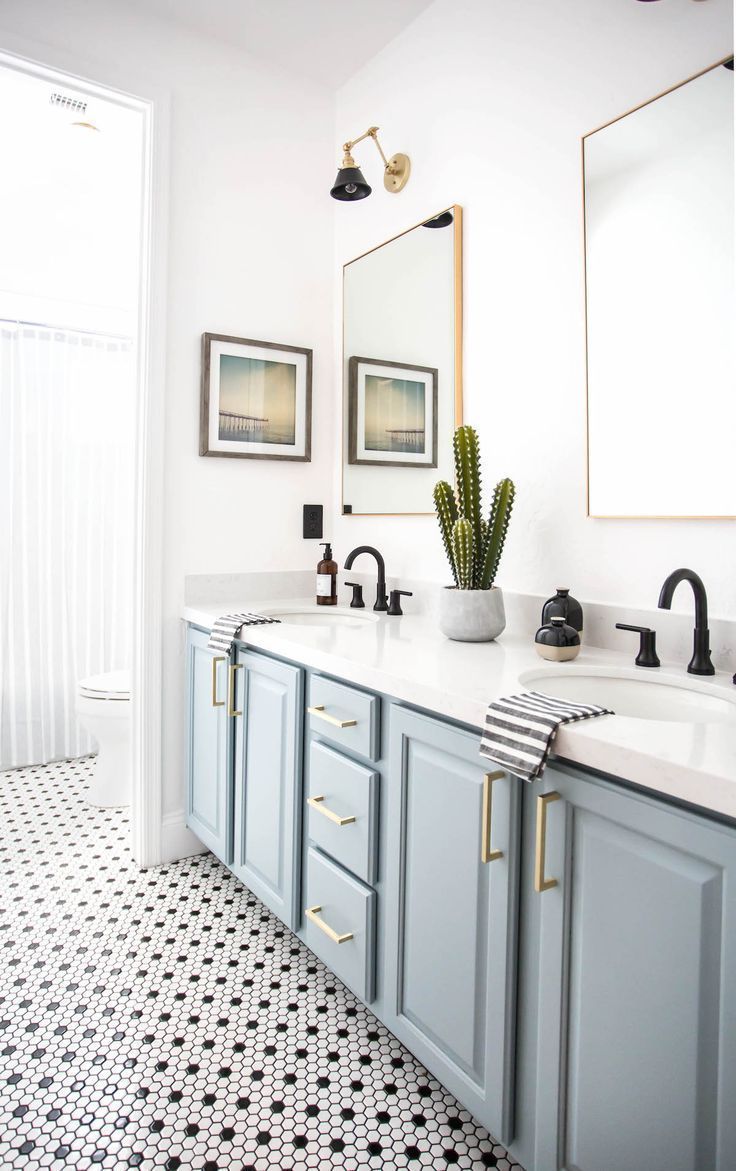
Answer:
[[78, 669, 130, 701]]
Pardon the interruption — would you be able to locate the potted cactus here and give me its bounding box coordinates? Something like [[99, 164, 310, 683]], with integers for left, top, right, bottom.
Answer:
[[434, 425, 515, 642]]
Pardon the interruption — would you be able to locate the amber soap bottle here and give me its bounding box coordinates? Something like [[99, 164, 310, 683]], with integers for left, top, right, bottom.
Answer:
[[316, 542, 337, 606]]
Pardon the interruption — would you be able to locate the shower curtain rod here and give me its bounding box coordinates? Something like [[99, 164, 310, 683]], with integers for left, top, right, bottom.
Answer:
[[0, 316, 134, 341]]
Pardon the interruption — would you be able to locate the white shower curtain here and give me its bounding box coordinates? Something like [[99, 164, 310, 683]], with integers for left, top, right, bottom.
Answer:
[[0, 323, 135, 768]]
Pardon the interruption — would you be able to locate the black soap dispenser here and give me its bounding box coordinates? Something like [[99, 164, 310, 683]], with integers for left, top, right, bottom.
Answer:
[[316, 543, 337, 607], [541, 588, 583, 641]]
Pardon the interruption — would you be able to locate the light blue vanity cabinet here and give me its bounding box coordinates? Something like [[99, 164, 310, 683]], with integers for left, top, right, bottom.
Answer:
[[513, 762, 736, 1171], [384, 704, 521, 1146], [230, 648, 303, 930], [185, 624, 304, 930], [185, 624, 233, 865], [185, 621, 736, 1171]]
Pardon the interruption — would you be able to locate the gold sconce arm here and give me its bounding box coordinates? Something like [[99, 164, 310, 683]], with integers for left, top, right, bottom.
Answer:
[[343, 124, 379, 153], [344, 126, 391, 169]]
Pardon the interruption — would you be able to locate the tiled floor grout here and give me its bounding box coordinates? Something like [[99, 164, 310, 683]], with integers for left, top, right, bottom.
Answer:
[[0, 757, 520, 1169]]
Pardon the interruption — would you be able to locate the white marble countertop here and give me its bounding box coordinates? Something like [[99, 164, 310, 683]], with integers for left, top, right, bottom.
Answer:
[[183, 597, 736, 822]]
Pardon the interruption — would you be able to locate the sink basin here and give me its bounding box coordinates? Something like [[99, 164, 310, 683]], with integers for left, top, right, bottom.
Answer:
[[265, 607, 379, 629], [518, 667, 736, 724]]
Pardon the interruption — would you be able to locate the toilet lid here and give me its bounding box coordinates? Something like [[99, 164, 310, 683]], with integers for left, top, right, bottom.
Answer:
[[79, 669, 131, 700]]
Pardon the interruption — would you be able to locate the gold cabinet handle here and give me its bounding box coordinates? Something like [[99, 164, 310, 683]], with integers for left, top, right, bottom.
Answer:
[[535, 791, 561, 892], [307, 795, 356, 827], [228, 663, 243, 717], [211, 656, 226, 707], [307, 704, 357, 729], [305, 905, 353, 944], [481, 771, 505, 863]]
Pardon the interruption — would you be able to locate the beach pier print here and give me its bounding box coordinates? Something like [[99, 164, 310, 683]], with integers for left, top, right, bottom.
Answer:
[[218, 354, 296, 445], [365, 375, 426, 453], [200, 333, 312, 462], [348, 355, 439, 468]]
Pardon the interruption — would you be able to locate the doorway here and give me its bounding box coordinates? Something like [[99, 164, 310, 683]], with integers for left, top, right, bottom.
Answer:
[[0, 48, 165, 865]]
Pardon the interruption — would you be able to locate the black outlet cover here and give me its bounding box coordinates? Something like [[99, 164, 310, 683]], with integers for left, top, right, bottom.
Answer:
[[303, 504, 323, 540]]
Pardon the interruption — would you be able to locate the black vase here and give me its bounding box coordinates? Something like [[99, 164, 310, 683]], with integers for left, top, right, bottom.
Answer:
[[541, 588, 583, 638], [535, 616, 581, 662]]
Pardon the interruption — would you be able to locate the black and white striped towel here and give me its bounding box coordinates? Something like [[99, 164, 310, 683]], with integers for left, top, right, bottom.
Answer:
[[480, 691, 613, 782], [207, 611, 280, 654]]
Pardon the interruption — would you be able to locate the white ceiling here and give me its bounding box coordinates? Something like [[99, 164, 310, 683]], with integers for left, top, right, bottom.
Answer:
[[124, 0, 435, 89]]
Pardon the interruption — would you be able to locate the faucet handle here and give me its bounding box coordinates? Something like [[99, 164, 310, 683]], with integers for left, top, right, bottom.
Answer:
[[344, 581, 365, 609], [388, 589, 413, 617], [616, 623, 660, 668]]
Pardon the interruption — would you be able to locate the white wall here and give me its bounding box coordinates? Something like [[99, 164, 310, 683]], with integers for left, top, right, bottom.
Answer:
[[332, 0, 735, 618], [0, 0, 336, 832]]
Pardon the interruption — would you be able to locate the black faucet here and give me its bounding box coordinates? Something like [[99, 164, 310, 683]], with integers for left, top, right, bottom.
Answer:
[[343, 546, 388, 612], [657, 568, 715, 676]]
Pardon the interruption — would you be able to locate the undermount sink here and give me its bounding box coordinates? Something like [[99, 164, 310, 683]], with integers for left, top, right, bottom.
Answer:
[[518, 666, 736, 724], [264, 607, 379, 629]]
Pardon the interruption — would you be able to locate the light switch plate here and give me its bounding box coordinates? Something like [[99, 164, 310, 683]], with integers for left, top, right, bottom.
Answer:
[[303, 504, 323, 540]]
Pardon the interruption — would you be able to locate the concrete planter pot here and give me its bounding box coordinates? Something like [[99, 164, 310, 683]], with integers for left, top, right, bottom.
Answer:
[[438, 586, 506, 642]]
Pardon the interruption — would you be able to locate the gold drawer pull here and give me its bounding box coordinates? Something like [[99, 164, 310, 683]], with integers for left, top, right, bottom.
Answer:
[[305, 905, 353, 944], [228, 663, 243, 717], [307, 704, 357, 729], [307, 795, 356, 827], [481, 771, 505, 863], [211, 656, 226, 707], [535, 791, 561, 893]]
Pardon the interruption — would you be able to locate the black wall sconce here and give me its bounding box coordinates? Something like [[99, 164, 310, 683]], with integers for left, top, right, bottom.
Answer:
[[330, 126, 411, 201]]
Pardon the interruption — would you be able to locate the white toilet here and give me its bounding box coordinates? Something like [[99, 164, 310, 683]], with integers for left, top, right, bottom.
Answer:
[[75, 669, 131, 807]]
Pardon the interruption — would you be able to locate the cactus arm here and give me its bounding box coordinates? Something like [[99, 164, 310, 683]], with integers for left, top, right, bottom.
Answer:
[[433, 480, 459, 585], [476, 519, 489, 589], [454, 426, 483, 574], [452, 518, 474, 591], [479, 478, 515, 589]]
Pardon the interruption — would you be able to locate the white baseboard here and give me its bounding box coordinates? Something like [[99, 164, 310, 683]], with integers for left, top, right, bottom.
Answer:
[[159, 809, 206, 865]]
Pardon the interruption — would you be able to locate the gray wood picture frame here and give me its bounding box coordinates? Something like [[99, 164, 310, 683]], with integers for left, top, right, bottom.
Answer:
[[348, 356, 439, 468], [200, 332, 312, 461]]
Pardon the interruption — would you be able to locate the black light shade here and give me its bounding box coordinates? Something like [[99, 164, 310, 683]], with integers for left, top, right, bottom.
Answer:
[[330, 166, 371, 201], [422, 211, 454, 229]]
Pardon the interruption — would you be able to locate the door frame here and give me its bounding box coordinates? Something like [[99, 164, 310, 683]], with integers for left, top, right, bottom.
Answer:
[[0, 34, 170, 867]]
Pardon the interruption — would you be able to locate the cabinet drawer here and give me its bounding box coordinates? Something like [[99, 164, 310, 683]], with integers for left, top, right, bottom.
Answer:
[[308, 675, 380, 762], [304, 847, 376, 1002], [307, 741, 378, 884]]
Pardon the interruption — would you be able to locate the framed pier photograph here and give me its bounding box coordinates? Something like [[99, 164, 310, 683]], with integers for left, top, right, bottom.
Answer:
[[200, 332, 312, 460], [347, 355, 438, 468]]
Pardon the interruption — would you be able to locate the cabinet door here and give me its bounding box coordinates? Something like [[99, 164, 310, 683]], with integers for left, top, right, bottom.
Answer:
[[385, 705, 520, 1145], [232, 649, 303, 930], [530, 765, 736, 1171], [185, 625, 232, 865]]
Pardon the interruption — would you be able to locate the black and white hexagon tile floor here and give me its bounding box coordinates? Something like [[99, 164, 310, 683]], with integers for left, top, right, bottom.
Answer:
[[0, 757, 522, 1170]]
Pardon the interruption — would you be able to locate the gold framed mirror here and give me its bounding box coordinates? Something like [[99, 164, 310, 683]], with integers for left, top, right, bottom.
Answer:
[[583, 58, 734, 519], [342, 205, 463, 517]]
